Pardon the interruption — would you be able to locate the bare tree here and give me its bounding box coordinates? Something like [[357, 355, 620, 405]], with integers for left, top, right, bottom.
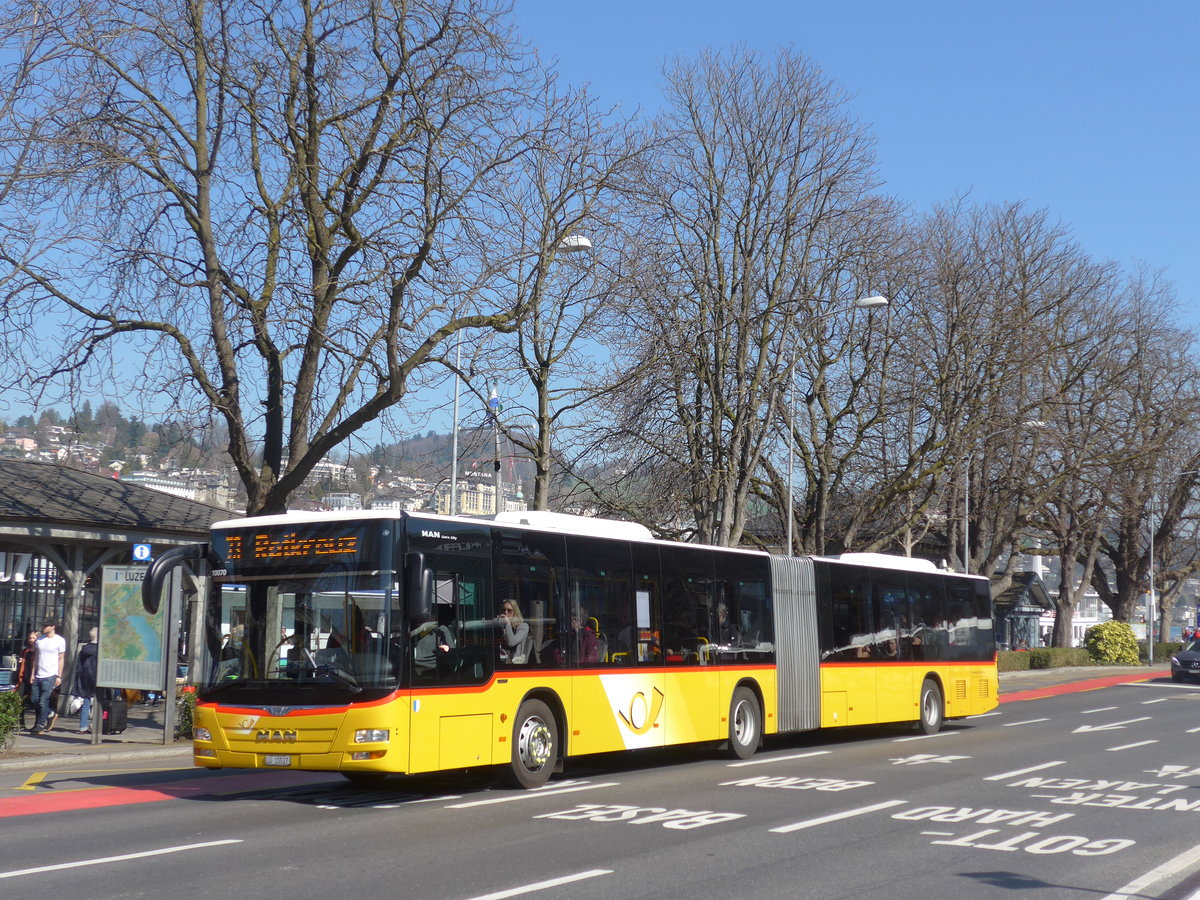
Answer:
[[1035, 287, 1143, 646], [1089, 286, 1200, 623], [601, 46, 886, 546], [0, 0, 587, 515], [477, 87, 645, 511], [878, 202, 1116, 578]]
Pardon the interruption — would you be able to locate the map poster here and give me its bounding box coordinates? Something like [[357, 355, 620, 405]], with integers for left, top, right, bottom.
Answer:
[[97, 565, 166, 691]]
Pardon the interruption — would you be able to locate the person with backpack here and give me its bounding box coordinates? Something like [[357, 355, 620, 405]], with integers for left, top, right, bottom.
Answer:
[[72, 627, 99, 734]]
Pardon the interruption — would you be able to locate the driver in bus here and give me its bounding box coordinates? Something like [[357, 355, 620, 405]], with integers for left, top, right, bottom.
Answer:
[[412, 604, 458, 675]]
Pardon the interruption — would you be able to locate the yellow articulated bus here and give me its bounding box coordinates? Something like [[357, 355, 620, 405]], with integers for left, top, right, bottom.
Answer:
[[143, 509, 997, 788]]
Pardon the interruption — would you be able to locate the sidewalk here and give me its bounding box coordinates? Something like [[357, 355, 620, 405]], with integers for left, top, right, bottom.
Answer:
[[998, 663, 1170, 702], [0, 698, 190, 769], [0, 664, 1176, 770]]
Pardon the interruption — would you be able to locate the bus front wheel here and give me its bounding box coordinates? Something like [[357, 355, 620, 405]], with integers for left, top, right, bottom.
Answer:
[[510, 699, 558, 789], [727, 686, 760, 759], [918, 678, 944, 734]]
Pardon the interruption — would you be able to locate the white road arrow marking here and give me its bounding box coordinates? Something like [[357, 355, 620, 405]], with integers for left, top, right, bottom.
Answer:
[[1072, 716, 1152, 733]]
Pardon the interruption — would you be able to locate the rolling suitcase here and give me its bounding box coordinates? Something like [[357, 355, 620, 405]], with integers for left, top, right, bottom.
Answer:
[[102, 691, 128, 735]]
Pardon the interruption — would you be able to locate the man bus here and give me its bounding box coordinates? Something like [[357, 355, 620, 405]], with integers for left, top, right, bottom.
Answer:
[[144, 509, 997, 788]]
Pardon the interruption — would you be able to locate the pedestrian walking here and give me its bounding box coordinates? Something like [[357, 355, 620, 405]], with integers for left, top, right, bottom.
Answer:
[[15, 631, 38, 730], [72, 627, 99, 734], [29, 621, 66, 734]]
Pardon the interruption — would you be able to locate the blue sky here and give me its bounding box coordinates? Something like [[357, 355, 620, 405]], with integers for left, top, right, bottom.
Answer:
[[516, 0, 1199, 327], [6, 2, 1196, 432]]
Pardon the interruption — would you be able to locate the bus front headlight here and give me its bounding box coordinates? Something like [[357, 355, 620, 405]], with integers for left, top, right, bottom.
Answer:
[[354, 729, 389, 744], [194, 727, 212, 742]]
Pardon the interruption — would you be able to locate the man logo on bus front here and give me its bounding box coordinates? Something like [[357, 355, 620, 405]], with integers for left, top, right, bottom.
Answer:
[[255, 729, 298, 743]]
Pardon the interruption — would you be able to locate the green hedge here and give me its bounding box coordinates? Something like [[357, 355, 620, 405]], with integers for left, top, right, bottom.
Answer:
[[998, 647, 1092, 671], [0, 691, 23, 749], [998, 637, 1183, 672]]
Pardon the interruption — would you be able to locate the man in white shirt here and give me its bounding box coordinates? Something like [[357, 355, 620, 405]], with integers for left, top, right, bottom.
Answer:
[[30, 621, 66, 734]]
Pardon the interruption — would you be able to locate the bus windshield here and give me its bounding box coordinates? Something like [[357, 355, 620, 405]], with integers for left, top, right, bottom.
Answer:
[[201, 568, 399, 703]]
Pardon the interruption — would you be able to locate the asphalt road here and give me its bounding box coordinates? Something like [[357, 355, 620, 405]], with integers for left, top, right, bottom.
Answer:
[[3, 666, 1197, 900]]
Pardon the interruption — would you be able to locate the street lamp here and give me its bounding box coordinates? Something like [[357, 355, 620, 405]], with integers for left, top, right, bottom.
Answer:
[[785, 294, 889, 555], [449, 336, 464, 514]]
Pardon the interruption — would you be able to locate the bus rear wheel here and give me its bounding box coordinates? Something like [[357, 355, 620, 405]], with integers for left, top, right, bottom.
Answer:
[[510, 699, 558, 789], [918, 678, 944, 734], [727, 686, 760, 759]]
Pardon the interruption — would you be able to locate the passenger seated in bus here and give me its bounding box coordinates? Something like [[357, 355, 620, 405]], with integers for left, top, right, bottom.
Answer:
[[498, 599, 531, 664], [568, 609, 599, 664], [716, 603, 740, 645]]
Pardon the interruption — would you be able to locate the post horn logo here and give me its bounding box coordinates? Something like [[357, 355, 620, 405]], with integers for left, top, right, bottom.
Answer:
[[617, 687, 665, 735]]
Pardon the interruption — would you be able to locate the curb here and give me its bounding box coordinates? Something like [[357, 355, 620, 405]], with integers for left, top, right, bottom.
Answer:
[[0, 743, 190, 770]]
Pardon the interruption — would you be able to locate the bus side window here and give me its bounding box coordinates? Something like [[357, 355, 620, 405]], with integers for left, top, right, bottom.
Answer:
[[565, 534, 634, 667], [824, 564, 872, 662]]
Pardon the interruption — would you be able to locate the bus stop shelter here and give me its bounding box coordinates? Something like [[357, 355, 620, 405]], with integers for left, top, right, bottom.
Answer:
[[0, 458, 229, 666]]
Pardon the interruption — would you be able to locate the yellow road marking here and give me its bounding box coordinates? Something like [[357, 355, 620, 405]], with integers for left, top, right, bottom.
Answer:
[[17, 772, 46, 791], [15, 765, 193, 792]]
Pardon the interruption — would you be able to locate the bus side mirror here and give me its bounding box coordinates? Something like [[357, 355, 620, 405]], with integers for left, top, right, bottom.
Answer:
[[406, 552, 431, 622], [142, 543, 213, 614]]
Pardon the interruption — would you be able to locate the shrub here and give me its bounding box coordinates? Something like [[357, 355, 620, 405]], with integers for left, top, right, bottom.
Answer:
[[1084, 621, 1141, 665], [175, 685, 196, 740], [997, 651, 1031, 672], [0, 691, 23, 749], [998, 647, 1093, 671]]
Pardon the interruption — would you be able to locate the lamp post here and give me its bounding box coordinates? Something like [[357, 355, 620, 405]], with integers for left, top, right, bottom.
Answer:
[[489, 383, 502, 514], [449, 335, 463, 514], [785, 295, 889, 555]]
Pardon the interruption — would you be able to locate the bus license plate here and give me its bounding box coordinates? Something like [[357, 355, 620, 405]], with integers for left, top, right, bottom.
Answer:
[[264, 754, 292, 767]]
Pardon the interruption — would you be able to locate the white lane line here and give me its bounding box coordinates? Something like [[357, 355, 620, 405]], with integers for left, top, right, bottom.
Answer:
[[1001, 717, 1051, 727], [728, 750, 832, 767], [0, 840, 243, 879], [1082, 706, 1119, 714], [1102, 840, 1200, 900], [1130, 682, 1200, 691], [770, 799, 907, 833], [464, 869, 613, 899], [446, 782, 619, 808], [1142, 698, 1172, 704], [1106, 740, 1159, 752], [984, 761, 1066, 781]]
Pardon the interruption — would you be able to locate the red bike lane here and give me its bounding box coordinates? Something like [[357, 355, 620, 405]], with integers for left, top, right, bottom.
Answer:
[[0, 768, 333, 818]]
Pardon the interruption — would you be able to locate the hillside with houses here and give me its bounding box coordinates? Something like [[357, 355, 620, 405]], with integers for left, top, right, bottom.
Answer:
[[1, 403, 534, 515]]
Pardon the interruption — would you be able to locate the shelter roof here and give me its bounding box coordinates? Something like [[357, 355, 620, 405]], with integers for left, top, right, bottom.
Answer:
[[992, 571, 1054, 611], [0, 458, 227, 544]]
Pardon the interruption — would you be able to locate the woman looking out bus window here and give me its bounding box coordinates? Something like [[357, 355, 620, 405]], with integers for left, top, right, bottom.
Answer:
[[498, 599, 530, 664]]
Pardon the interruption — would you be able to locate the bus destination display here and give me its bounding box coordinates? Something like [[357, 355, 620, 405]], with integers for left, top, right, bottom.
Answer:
[[212, 522, 385, 578]]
